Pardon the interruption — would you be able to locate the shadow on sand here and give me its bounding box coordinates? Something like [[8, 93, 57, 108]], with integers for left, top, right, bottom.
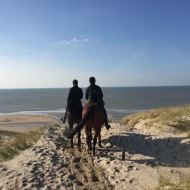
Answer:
[[101, 133, 190, 167]]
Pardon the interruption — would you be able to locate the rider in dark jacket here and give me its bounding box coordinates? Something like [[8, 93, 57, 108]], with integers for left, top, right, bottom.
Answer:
[[65, 77, 110, 139], [86, 77, 110, 130], [61, 79, 83, 123], [67, 79, 83, 110]]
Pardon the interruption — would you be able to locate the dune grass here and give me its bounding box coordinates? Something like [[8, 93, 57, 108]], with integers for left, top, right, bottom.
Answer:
[[156, 173, 190, 190], [0, 130, 19, 146], [108, 114, 113, 123], [0, 126, 49, 162], [0, 130, 19, 137], [119, 104, 190, 132]]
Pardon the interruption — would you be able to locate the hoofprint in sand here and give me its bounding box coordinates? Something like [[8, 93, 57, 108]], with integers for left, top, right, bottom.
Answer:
[[0, 126, 113, 190], [0, 120, 190, 190]]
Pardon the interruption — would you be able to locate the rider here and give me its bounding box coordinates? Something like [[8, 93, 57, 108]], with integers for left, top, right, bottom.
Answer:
[[65, 77, 111, 139], [86, 77, 111, 130], [61, 79, 83, 123]]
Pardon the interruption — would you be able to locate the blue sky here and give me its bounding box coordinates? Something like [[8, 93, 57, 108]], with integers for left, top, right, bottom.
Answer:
[[0, 0, 190, 88]]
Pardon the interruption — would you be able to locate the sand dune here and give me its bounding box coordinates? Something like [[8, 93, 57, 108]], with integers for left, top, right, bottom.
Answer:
[[0, 116, 190, 189]]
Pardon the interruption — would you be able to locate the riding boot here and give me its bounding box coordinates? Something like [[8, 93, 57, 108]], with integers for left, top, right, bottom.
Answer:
[[103, 107, 111, 130], [66, 106, 94, 139]]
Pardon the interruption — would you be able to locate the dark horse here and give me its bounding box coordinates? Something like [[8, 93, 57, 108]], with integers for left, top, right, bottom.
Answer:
[[65, 103, 83, 148], [66, 102, 105, 154]]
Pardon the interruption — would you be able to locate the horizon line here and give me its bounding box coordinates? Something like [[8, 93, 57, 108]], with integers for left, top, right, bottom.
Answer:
[[0, 85, 190, 90]]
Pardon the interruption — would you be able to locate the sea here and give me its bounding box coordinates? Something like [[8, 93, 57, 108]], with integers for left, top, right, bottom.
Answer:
[[0, 86, 190, 122]]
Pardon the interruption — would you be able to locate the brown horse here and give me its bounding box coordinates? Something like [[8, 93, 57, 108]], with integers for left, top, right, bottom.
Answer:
[[66, 102, 105, 154], [83, 102, 105, 154]]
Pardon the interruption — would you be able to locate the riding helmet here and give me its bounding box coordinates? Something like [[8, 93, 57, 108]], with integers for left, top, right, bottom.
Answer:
[[89, 77, 96, 84], [72, 79, 78, 85]]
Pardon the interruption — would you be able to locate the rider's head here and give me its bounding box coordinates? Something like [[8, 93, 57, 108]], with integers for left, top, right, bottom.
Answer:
[[72, 79, 78, 85], [89, 77, 96, 84]]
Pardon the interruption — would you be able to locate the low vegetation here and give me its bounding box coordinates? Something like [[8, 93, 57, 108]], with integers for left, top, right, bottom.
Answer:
[[156, 173, 190, 190], [108, 115, 113, 123], [0, 126, 49, 162], [120, 104, 190, 133], [0, 130, 19, 146]]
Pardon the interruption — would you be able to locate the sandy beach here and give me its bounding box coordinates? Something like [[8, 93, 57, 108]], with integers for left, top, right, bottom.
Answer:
[[0, 115, 190, 189], [0, 114, 57, 133]]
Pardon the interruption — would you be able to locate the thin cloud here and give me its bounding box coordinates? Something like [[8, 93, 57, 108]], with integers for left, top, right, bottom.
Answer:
[[60, 38, 89, 45]]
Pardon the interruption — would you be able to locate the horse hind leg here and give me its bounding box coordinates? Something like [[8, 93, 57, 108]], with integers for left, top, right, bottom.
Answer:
[[85, 133, 92, 153], [67, 113, 74, 149], [70, 137, 74, 149], [77, 130, 81, 148], [93, 132, 99, 155], [98, 133, 102, 147]]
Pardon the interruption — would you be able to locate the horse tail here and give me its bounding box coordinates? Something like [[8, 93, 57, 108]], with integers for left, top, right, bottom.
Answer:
[[66, 106, 94, 139]]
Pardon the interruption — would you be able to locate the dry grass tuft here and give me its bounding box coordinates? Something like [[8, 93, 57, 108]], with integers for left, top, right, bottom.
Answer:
[[119, 105, 190, 132], [0, 126, 50, 162], [0, 130, 19, 148], [156, 173, 190, 190], [108, 114, 113, 123]]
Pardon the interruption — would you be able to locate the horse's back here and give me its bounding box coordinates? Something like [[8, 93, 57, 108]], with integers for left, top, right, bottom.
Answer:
[[83, 102, 105, 129], [82, 102, 92, 115]]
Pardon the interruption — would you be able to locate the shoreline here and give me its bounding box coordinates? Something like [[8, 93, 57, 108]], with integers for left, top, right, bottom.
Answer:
[[0, 114, 58, 133]]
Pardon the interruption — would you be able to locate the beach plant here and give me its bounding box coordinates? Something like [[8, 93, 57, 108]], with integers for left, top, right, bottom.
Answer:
[[0, 130, 19, 148], [108, 114, 113, 123], [156, 172, 190, 190], [120, 104, 190, 132], [0, 126, 50, 162]]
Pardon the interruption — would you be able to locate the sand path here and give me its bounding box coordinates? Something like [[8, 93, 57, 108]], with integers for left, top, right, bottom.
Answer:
[[0, 126, 113, 190]]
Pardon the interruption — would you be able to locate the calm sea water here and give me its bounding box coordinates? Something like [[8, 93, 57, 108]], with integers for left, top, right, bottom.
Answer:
[[0, 86, 190, 121]]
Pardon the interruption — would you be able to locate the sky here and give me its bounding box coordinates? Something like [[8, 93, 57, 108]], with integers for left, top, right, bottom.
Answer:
[[0, 0, 190, 88]]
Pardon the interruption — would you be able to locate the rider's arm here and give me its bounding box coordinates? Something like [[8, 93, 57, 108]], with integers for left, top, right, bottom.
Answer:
[[85, 87, 89, 100], [67, 88, 72, 104], [80, 88, 83, 100], [98, 86, 103, 98]]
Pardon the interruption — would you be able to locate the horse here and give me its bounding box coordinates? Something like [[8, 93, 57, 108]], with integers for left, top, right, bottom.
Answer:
[[64, 102, 83, 148], [83, 102, 105, 154], [66, 102, 105, 154]]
